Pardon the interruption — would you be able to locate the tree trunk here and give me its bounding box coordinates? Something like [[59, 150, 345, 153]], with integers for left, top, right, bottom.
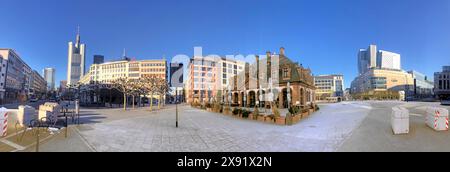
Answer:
[[150, 94, 153, 111], [123, 93, 127, 110], [158, 94, 161, 109], [132, 95, 135, 109]]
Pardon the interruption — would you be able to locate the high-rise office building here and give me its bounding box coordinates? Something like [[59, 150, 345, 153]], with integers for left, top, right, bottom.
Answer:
[[93, 55, 104, 64], [358, 45, 401, 75], [67, 27, 86, 86], [43, 68, 56, 92], [358, 45, 377, 75], [378, 50, 401, 70]]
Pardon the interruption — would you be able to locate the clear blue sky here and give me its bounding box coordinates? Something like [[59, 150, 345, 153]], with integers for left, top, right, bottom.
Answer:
[[1, 0, 450, 88]]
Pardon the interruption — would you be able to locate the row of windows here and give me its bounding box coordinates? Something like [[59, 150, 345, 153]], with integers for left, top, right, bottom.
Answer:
[[141, 63, 165, 67], [194, 72, 213, 77], [193, 60, 216, 67], [141, 68, 165, 72], [438, 80, 450, 90]]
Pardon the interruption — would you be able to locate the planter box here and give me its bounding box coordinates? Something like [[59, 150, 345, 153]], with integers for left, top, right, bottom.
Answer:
[[302, 112, 309, 119], [264, 116, 274, 123], [206, 108, 212, 112], [275, 117, 286, 125], [257, 116, 265, 122], [293, 115, 301, 123], [309, 109, 314, 114], [248, 114, 254, 120]]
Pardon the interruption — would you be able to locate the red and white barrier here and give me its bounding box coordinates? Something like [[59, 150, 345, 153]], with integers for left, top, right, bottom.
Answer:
[[0, 107, 8, 137], [426, 107, 449, 131]]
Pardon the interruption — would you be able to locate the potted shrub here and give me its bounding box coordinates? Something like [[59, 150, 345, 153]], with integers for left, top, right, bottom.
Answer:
[[232, 108, 241, 116], [206, 103, 212, 112], [266, 114, 276, 123], [285, 113, 293, 125], [274, 113, 285, 125], [242, 110, 250, 119], [213, 102, 221, 113], [253, 107, 260, 120]]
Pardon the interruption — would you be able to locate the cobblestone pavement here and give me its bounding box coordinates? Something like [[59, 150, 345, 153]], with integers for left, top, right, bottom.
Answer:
[[75, 102, 372, 152]]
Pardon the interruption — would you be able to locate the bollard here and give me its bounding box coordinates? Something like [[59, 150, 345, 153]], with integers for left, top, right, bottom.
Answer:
[[35, 128, 39, 152]]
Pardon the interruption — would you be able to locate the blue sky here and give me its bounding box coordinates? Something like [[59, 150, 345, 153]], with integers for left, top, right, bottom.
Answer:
[[1, 0, 450, 88]]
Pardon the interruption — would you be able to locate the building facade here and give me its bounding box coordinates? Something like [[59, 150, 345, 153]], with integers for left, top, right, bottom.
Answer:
[[352, 45, 413, 99], [407, 70, 434, 98], [229, 48, 316, 110], [59, 80, 67, 93], [80, 58, 167, 84], [185, 56, 246, 104], [314, 74, 344, 101], [67, 28, 86, 86], [0, 49, 33, 104], [30, 70, 47, 98], [434, 66, 450, 100], [358, 45, 401, 75], [93, 55, 104, 64], [351, 69, 414, 94], [43, 68, 56, 92], [377, 50, 401, 70]]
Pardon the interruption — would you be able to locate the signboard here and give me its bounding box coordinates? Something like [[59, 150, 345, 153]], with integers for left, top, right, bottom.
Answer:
[[170, 63, 184, 87]]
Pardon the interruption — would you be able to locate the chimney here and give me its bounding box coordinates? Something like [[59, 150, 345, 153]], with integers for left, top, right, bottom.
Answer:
[[280, 47, 285, 56]]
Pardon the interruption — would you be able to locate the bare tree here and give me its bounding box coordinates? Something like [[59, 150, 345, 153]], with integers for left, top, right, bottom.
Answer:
[[112, 77, 133, 110], [142, 76, 157, 111], [155, 78, 170, 109]]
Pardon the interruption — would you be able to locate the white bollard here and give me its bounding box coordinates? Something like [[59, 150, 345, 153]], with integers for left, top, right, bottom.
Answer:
[[75, 100, 80, 115], [0, 107, 8, 137], [426, 107, 449, 131], [391, 106, 409, 134], [17, 105, 37, 127]]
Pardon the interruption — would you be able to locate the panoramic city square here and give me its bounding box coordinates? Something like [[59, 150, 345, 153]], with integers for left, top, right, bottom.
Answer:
[[1, 0, 450, 154], [0, 100, 449, 152]]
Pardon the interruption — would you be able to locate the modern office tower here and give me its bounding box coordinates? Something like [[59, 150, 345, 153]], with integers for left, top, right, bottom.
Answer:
[[434, 66, 450, 99], [351, 45, 414, 97], [377, 50, 401, 70], [314, 74, 344, 101], [358, 45, 402, 75], [0, 48, 33, 103], [43, 68, 56, 92], [67, 27, 86, 86], [93, 55, 104, 64], [407, 70, 434, 98], [358, 45, 377, 75]]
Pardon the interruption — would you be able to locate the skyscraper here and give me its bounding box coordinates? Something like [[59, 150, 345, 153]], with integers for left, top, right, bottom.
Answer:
[[67, 27, 86, 86], [357, 45, 377, 75], [358, 45, 401, 75], [43, 68, 56, 92], [93, 55, 104, 64]]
